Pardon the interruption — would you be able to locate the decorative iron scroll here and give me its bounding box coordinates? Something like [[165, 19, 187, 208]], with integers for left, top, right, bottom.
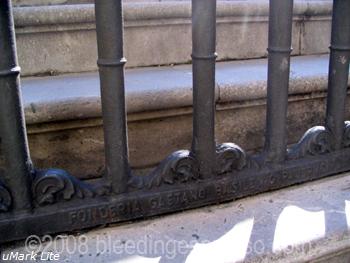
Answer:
[[32, 169, 108, 206], [215, 143, 246, 174], [128, 150, 200, 189], [128, 143, 247, 190], [287, 126, 332, 159]]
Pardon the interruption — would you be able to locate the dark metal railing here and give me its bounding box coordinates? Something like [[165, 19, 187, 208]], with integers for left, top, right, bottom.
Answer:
[[0, 0, 349, 243], [0, 1, 32, 213], [263, 0, 294, 163], [95, 0, 130, 194]]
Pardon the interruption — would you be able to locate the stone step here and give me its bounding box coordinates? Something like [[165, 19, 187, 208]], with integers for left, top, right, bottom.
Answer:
[[14, 0, 332, 76], [21, 54, 350, 179]]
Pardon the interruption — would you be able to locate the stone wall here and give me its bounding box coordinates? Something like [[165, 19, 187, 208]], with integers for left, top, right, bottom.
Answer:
[[13, 0, 331, 6], [14, 1, 332, 76]]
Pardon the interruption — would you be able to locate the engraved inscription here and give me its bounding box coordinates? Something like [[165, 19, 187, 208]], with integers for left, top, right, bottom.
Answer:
[[67, 150, 350, 228], [70, 200, 142, 224], [216, 181, 239, 197], [69, 188, 206, 225], [149, 188, 206, 210]]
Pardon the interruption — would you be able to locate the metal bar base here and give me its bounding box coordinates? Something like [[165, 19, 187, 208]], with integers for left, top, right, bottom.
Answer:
[[1, 144, 350, 243]]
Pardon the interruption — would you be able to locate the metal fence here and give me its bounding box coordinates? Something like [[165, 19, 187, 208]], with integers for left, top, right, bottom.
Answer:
[[0, 0, 349, 243]]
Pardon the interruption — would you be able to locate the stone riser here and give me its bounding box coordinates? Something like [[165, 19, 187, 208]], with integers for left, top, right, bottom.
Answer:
[[26, 93, 350, 179]]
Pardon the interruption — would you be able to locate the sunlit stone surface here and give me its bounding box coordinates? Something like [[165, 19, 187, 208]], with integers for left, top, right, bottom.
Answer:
[[186, 218, 254, 262], [273, 206, 325, 252]]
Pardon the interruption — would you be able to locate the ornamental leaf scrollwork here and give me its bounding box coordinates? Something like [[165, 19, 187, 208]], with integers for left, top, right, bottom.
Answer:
[[32, 169, 106, 206], [287, 126, 331, 159], [216, 143, 246, 175], [128, 150, 199, 189]]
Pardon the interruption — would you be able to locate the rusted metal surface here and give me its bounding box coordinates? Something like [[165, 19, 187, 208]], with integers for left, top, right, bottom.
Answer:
[[0, 0, 350, 243]]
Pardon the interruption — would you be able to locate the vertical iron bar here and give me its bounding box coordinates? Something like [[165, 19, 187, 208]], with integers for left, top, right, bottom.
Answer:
[[191, 0, 217, 178], [0, 0, 32, 211], [263, 0, 294, 163], [95, 0, 129, 194], [325, 0, 350, 150]]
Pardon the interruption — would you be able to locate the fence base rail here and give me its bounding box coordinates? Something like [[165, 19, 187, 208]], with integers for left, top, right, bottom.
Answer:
[[1, 144, 350, 243]]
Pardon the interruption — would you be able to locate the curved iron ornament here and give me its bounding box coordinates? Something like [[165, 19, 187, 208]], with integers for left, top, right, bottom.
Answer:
[[216, 143, 246, 174], [287, 126, 332, 159], [32, 169, 109, 206], [128, 142, 247, 190], [128, 150, 200, 189]]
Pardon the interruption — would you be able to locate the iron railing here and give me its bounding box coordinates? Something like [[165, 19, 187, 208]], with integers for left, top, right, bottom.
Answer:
[[0, 0, 349, 243]]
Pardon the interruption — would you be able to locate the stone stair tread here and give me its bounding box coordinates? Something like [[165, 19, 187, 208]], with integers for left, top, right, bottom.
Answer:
[[22, 54, 339, 125]]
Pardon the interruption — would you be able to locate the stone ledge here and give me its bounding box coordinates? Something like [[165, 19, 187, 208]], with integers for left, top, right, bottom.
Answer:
[[13, 1, 331, 26], [21, 54, 348, 125], [3, 171, 350, 262], [13, 1, 332, 76]]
